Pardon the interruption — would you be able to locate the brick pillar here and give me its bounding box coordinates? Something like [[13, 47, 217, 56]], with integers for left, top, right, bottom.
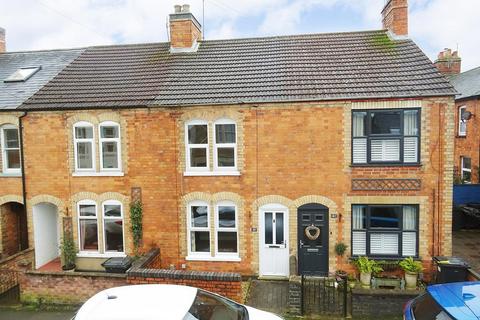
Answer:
[[169, 4, 202, 50], [381, 0, 408, 37], [288, 276, 302, 316]]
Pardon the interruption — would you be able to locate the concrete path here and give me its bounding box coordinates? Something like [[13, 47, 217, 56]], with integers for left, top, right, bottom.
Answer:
[[245, 280, 289, 315], [453, 229, 480, 272], [0, 307, 76, 320]]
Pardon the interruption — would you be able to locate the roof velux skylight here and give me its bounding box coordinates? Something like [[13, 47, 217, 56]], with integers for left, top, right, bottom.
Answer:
[[4, 66, 41, 82]]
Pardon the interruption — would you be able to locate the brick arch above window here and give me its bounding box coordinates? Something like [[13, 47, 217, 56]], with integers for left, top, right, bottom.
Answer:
[[0, 194, 23, 206], [0, 115, 19, 126]]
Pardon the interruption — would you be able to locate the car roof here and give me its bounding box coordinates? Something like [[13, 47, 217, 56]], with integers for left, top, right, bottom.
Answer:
[[428, 282, 480, 320], [75, 284, 198, 320]]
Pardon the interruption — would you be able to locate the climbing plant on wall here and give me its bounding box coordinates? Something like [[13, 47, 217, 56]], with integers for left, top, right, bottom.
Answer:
[[130, 200, 143, 256]]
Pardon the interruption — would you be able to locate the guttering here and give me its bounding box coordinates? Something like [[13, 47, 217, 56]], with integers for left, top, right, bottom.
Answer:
[[19, 111, 28, 212]]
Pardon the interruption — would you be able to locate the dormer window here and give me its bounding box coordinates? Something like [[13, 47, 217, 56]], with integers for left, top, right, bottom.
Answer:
[[4, 66, 41, 83]]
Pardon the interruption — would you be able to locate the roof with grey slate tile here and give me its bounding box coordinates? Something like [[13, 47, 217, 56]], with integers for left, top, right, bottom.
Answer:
[[21, 30, 456, 110], [449, 66, 480, 100], [0, 48, 84, 109]]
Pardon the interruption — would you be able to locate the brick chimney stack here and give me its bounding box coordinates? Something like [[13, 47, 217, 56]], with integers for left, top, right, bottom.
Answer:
[[381, 0, 408, 37], [0, 27, 5, 53], [169, 4, 202, 52], [434, 48, 462, 75]]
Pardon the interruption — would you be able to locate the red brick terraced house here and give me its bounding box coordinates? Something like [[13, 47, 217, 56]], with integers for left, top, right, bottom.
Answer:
[[0, 0, 456, 278], [434, 49, 480, 184]]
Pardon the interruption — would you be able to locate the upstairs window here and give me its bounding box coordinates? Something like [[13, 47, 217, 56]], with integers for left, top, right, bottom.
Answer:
[[461, 156, 472, 183], [352, 204, 418, 258], [1, 125, 21, 173], [352, 109, 420, 165], [186, 121, 209, 171], [458, 106, 467, 136], [74, 122, 95, 171], [214, 120, 236, 170], [99, 122, 121, 171]]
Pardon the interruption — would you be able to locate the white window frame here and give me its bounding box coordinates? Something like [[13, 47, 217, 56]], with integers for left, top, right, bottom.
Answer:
[[73, 121, 95, 172], [99, 121, 122, 172], [458, 106, 467, 136], [461, 156, 472, 183], [185, 120, 209, 172], [187, 201, 211, 257], [214, 119, 237, 171], [102, 200, 125, 254], [215, 201, 239, 258], [0, 124, 21, 174], [77, 200, 99, 254]]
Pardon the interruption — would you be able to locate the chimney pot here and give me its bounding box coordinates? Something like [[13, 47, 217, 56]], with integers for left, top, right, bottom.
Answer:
[[434, 48, 462, 75], [0, 27, 5, 53], [174, 5, 182, 13], [169, 4, 202, 51], [182, 4, 190, 13]]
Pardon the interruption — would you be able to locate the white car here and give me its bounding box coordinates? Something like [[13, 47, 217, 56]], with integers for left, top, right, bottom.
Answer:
[[73, 284, 284, 320]]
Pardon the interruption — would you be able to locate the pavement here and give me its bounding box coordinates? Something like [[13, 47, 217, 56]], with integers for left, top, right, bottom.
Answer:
[[245, 280, 289, 315], [452, 229, 480, 272], [0, 307, 76, 320]]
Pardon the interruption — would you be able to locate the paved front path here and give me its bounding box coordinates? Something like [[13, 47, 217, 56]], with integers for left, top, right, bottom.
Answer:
[[0, 308, 75, 320], [453, 229, 480, 272], [245, 280, 289, 315]]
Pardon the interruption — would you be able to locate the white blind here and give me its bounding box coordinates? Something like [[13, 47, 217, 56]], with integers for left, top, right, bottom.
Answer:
[[370, 233, 398, 255], [352, 231, 366, 255], [402, 232, 416, 256], [404, 137, 418, 163], [371, 139, 400, 162], [353, 138, 367, 164]]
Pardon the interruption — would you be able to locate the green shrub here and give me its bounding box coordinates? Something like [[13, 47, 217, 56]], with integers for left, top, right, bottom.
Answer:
[[399, 257, 423, 273], [354, 256, 383, 274], [334, 242, 347, 256]]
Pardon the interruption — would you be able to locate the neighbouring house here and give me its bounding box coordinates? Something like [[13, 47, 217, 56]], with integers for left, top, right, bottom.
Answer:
[[0, 0, 456, 278], [435, 50, 480, 184], [0, 27, 83, 261]]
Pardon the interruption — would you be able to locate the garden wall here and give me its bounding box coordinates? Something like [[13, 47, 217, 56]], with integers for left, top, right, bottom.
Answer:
[[352, 288, 422, 317], [0, 248, 34, 271]]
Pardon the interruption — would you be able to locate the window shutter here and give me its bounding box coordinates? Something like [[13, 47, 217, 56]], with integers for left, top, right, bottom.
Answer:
[[404, 137, 418, 163], [353, 138, 367, 164], [402, 232, 416, 256], [352, 231, 366, 255], [370, 233, 398, 255], [371, 140, 400, 162]]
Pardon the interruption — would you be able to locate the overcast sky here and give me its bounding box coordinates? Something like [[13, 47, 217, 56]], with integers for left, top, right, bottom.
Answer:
[[1, 0, 478, 71]]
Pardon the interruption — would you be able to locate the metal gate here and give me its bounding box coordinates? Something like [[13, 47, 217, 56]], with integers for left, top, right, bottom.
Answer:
[[0, 269, 20, 305], [301, 273, 349, 317]]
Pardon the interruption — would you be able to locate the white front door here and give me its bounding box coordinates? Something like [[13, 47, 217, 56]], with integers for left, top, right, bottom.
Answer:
[[33, 203, 60, 269], [259, 205, 289, 277]]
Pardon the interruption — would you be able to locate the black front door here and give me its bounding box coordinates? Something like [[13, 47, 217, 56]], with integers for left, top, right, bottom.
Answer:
[[298, 203, 329, 275]]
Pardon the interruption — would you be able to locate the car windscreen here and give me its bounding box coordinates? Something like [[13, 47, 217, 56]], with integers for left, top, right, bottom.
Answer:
[[183, 290, 248, 320], [412, 293, 453, 320]]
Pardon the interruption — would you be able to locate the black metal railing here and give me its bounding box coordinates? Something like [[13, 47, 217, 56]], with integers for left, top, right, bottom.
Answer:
[[301, 273, 349, 317]]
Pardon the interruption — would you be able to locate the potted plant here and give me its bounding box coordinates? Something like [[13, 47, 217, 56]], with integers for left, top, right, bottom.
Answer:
[[354, 256, 383, 288], [335, 242, 347, 257], [61, 233, 76, 272], [399, 257, 423, 289], [347, 274, 357, 289]]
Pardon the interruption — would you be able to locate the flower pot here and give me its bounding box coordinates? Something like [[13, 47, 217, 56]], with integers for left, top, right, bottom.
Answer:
[[405, 271, 418, 289], [360, 272, 371, 288], [62, 264, 76, 272], [348, 280, 356, 289]]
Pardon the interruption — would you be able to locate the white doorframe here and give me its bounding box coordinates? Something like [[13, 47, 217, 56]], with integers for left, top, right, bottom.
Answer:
[[259, 203, 289, 277], [33, 203, 60, 269]]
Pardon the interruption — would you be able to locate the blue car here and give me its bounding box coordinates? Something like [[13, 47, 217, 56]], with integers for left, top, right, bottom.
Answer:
[[404, 282, 480, 320]]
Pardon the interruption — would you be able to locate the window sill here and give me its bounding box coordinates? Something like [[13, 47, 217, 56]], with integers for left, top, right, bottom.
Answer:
[[76, 252, 126, 259], [73, 171, 124, 177], [186, 255, 241, 262], [184, 171, 241, 177], [350, 163, 422, 168], [0, 173, 22, 178]]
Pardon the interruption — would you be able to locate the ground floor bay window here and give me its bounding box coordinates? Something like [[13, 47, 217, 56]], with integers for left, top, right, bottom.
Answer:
[[352, 204, 418, 258]]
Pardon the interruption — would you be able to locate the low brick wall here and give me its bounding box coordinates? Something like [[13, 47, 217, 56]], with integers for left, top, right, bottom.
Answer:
[[352, 288, 422, 317], [127, 249, 242, 302], [0, 248, 34, 271], [19, 271, 127, 306]]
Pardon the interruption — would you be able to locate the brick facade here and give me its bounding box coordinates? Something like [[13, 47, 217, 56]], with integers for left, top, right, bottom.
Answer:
[[454, 98, 480, 183], [0, 96, 454, 277]]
